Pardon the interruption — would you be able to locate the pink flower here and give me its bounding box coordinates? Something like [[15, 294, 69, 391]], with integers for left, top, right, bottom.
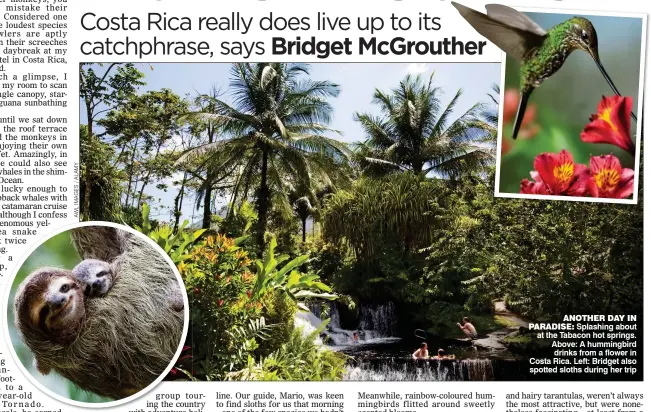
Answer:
[[586, 155, 635, 199], [580, 95, 634, 155]]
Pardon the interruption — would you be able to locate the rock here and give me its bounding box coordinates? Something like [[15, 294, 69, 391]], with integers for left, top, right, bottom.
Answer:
[[473, 337, 507, 351]]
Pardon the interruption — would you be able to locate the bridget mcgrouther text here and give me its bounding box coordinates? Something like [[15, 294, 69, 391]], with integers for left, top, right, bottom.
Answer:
[[271, 36, 487, 58]]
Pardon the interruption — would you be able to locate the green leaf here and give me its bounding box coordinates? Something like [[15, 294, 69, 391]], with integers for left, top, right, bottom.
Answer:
[[286, 271, 302, 288], [234, 235, 249, 246], [275, 255, 309, 281]]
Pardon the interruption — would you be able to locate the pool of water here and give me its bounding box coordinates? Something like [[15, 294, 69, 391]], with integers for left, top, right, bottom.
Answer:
[[338, 339, 527, 381], [298, 302, 528, 381]]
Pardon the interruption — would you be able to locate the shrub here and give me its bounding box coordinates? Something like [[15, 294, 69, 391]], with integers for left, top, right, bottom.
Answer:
[[175, 233, 340, 381], [227, 323, 347, 381]]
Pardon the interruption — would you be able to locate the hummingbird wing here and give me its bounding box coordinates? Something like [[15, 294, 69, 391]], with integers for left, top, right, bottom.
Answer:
[[485, 4, 547, 36], [451, 2, 545, 61]]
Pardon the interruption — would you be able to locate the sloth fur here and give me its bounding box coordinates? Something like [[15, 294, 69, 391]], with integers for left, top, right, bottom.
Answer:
[[14, 227, 184, 400]]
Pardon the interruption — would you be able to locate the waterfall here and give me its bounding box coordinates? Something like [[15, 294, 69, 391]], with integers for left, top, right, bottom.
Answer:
[[359, 302, 396, 336], [344, 358, 495, 381], [298, 302, 400, 347], [294, 308, 325, 344]]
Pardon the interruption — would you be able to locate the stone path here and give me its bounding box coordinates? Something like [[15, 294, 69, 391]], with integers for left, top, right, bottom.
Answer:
[[493, 300, 529, 328], [472, 301, 529, 351]]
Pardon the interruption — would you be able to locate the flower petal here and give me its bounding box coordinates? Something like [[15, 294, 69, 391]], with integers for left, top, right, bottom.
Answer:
[[581, 96, 634, 154], [520, 177, 548, 195], [534, 152, 560, 192], [612, 167, 635, 199]]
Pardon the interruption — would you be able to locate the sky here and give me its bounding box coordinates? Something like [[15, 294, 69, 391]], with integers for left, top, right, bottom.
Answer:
[[87, 62, 500, 223]]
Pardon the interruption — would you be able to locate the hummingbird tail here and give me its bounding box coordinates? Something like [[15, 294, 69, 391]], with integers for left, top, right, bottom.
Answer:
[[512, 90, 531, 140]]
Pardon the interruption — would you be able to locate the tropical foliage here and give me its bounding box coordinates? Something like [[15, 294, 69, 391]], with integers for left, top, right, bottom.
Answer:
[[354, 73, 495, 178], [135, 205, 344, 381], [82, 62, 642, 379], [176, 63, 353, 249]]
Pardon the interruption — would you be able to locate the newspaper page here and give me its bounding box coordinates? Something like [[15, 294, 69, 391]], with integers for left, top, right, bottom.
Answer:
[[0, 0, 647, 411]]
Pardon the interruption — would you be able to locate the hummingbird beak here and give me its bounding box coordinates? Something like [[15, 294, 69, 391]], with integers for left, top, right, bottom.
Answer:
[[593, 57, 621, 96], [593, 56, 637, 121]]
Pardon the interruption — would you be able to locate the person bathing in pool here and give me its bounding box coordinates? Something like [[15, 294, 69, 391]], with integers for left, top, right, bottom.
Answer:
[[412, 342, 429, 359], [436, 348, 456, 360]]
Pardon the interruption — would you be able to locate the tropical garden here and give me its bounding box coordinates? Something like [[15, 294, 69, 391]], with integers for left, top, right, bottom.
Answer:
[[79, 62, 643, 381]]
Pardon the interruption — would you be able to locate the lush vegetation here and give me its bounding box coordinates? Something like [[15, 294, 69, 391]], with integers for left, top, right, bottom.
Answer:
[[81, 63, 642, 378]]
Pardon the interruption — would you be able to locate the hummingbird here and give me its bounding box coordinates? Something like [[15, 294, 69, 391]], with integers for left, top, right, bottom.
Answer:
[[452, 2, 637, 139]]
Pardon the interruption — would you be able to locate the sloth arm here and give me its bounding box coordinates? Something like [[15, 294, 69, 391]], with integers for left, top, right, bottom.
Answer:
[[34, 357, 51, 375], [71, 227, 123, 262], [170, 287, 184, 312]]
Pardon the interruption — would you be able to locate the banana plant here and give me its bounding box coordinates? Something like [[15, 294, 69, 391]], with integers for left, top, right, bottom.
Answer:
[[252, 237, 337, 301]]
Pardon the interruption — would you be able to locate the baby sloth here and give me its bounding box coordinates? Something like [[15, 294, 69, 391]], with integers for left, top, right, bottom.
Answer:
[[72, 259, 114, 297], [72, 259, 184, 310]]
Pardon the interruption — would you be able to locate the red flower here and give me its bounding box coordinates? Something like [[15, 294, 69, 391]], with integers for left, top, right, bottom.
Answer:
[[218, 299, 224, 307], [246, 290, 252, 298], [520, 149, 588, 196], [520, 172, 548, 195], [580, 96, 634, 155], [193, 287, 201, 296], [586, 155, 635, 199]]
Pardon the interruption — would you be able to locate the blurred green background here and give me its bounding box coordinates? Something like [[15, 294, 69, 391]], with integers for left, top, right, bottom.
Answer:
[[500, 12, 642, 193], [7, 232, 110, 403]]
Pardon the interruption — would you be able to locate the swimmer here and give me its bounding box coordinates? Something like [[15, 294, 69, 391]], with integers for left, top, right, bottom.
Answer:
[[412, 342, 429, 359]]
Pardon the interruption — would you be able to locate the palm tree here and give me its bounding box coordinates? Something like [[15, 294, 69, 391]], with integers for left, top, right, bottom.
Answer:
[[482, 83, 500, 141], [294, 196, 315, 243], [354, 73, 495, 178], [177, 63, 351, 250]]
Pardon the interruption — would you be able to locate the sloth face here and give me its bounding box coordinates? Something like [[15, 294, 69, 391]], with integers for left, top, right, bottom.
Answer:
[[32, 275, 84, 334], [72, 259, 114, 297], [16, 268, 86, 343]]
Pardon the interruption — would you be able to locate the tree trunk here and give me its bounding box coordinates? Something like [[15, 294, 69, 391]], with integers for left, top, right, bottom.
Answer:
[[136, 142, 163, 207], [202, 185, 213, 229], [173, 172, 188, 233], [136, 179, 148, 207], [112, 141, 128, 168], [412, 159, 424, 174], [124, 139, 139, 207], [83, 105, 93, 220], [255, 149, 270, 251], [130, 178, 140, 208], [201, 125, 216, 229], [302, 218, 307, 243]]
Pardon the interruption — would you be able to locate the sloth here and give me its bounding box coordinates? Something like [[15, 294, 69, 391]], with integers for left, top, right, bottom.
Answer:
[[14, 227, 186, 400], [71, 259, 114, 297], [15, 268, 86, 352], [71, 258, 183, 310]]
